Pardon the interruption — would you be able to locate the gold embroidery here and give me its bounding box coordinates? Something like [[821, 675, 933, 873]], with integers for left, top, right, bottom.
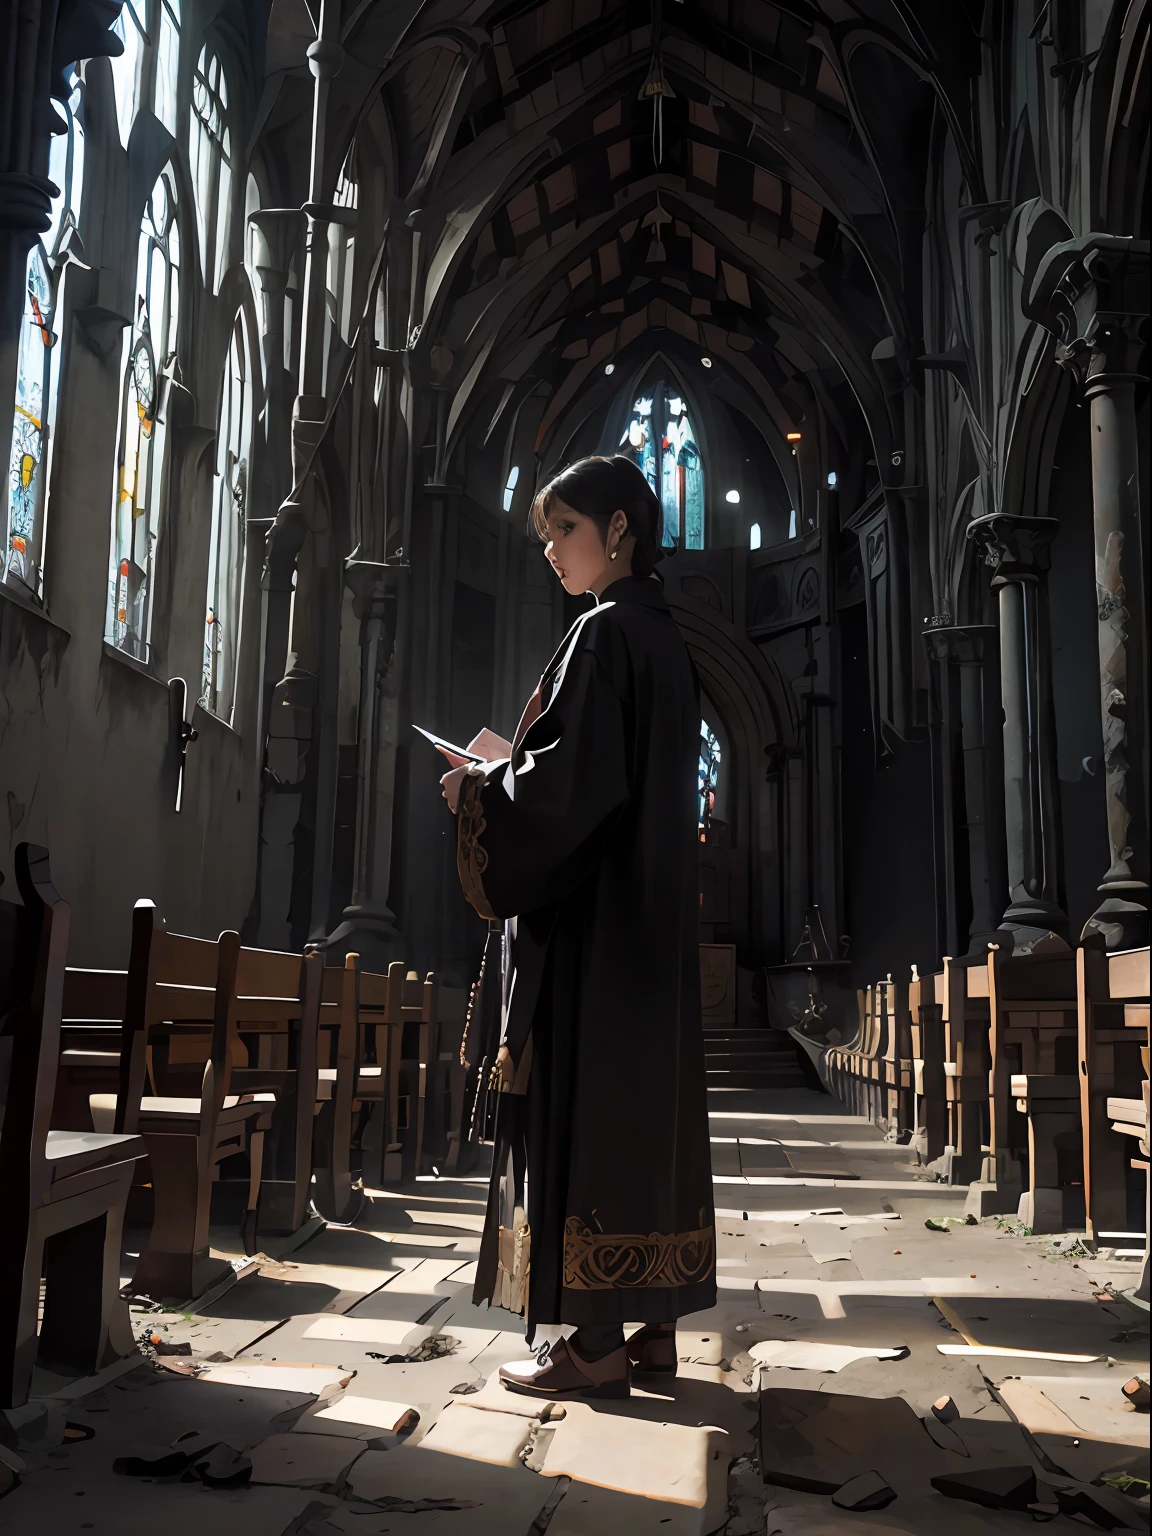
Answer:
[[562, 1217, 715, 1291], [457, 771, 498, 919]]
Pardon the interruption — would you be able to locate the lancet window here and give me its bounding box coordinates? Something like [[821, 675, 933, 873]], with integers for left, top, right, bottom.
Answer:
[[107, 168, 181, 660], [619, 382, 704, 549], [109, 0, 182, 151], [699, 720, 721, 831], [202, 314, 252, 717], [5, 73, 85, 600], [189, 46, 232, 292]]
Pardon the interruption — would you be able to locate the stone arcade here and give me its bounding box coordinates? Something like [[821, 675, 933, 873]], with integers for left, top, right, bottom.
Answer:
[[0, 2, 1148, 1534]]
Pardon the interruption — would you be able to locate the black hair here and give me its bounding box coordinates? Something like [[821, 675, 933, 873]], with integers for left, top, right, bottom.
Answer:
[[529, 455, 668, 579]]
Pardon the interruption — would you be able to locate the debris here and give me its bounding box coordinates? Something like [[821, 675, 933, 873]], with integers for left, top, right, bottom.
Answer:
[[193, 1444, 252, 1489], [372, 1496, 480, 1513], [931, 1465, 1039, 1511], [1054, 1481, 1152, 1530], [750, 1340, 908, 1373], [832, 1471, 897, 1510], [922, 1414, 969, 1456], [114, 1448, 197, 1478], [1121, 1376, 1149, 1412], [450, 1381, 481, 1395], [931, 1395, 959, 1423], [1098, 1471, 1151, 1496]]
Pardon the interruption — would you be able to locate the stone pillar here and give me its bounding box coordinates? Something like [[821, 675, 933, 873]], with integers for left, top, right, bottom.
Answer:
[[923, 624, 1005, 953], [968, 514, 1068, 951], [1029, 236, 1150, 949], [323, 560, 407, 967]]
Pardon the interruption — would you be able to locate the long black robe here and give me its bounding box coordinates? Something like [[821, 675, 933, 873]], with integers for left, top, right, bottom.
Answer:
[[455, 574, 716, 1332]]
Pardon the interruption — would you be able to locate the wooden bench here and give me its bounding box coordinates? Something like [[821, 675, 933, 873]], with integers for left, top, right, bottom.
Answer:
[[0, 845, 147, 1408], [909, 967, 947, 1167], [312, 953, 367, 1225], [825, 982, 883, 1119], [87, 902, 276, 1301], [1079, 945, 1149, 1262], [938, 952, 995, 1185], [986, 945, 1080, 1230]]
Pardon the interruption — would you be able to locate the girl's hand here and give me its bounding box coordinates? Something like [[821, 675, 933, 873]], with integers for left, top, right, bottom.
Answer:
[[441, 764, 470, 813]]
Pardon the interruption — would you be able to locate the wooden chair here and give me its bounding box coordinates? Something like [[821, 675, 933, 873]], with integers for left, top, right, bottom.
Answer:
[[227, 944, 323, 1237], [910, 966, 948, 1166], [0, 845, 147, 1409], [87, 902, 276, 1301], [1079, 944, 1149, 1256]]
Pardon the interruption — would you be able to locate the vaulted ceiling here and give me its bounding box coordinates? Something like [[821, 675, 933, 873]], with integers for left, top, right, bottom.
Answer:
[[257, 0, 977, 480]]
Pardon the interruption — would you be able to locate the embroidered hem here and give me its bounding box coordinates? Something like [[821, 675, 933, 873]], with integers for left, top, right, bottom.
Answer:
[[457, 770, 498, 920], [562, 1217, 715, 1290], [495, 1223, 531, 1314]]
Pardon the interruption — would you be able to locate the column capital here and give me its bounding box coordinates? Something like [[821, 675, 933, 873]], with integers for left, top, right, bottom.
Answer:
[[967, 514, 1058, 584], [1027, 234, 1150, 375]]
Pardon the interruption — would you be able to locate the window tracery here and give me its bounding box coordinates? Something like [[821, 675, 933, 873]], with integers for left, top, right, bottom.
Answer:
[[202, 314, 252, 717], [5, 72, 85, 601], [109, 0, 182, 152], [107, 167, 181, 660], [189, 45, 232, 292], [619, 382, 704, 549]]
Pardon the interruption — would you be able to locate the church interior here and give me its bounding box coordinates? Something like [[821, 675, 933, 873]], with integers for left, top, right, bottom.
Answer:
[[0, 0, 1149, 1532]]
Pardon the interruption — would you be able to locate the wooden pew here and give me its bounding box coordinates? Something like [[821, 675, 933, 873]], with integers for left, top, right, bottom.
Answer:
[[988, 945, 1079, 1230], [939, 952, 993, 1185], [824, 977, 913, 1140], [1079, 944, 1149, 1256], [0, 845, 147, 1408], [910, 967, 947, 1167], [87, 902, 276, 1300], [312, 953, 367, 1225]]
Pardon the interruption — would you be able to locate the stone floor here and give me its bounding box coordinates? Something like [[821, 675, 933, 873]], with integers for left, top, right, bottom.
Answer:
[[2, 1085, 1148, 1535]]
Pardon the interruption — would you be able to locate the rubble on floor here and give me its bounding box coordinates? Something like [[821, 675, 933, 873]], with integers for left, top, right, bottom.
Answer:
[[2, 1089, 1149, 1534]]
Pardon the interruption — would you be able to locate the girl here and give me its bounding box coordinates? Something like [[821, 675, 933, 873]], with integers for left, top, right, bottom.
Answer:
[[440, 455, 715, 1398]]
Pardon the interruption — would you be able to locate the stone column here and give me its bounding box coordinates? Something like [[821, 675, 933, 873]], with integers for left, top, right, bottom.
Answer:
[[323, 559, 408, 967], [968, 514, 1068, 950], [1029, 236, 1150, 948], [923, 624, 1005, 953]]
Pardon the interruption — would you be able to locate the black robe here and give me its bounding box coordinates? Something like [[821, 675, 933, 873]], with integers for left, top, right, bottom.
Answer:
[[455, 574, 716, 1332]]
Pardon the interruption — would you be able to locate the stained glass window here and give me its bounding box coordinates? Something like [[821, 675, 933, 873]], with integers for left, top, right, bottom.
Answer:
[[155, 0, 181, 135], [189, 45, 231, 292], [619, 382, 704, 549], [5, 72, 85, 600], [202, 314, 252, 717], [109, 0, 146, 150], [699, 719, 721, 830], [107, 167, 180, 660]]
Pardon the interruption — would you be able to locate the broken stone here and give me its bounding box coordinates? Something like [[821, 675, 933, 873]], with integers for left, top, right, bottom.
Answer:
[[931, 1395, 959, 1423], [921, 1414, 968, 1456], [931, 1465, 1038, 1510], [113, 1447, 200, 1478], [191, 1443, 253, 1489], [1121, 1376, 1150, 1412], [1054, 1481, 1152, 1531], [831, 1471, 896, 1510]]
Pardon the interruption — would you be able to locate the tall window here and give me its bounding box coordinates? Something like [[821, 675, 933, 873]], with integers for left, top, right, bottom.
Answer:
[[5, 73, 85, 600], [699, 719, 721, 831], [189, 46, 231, 292], [109, 0, 181, 152], [619, 381, 704, 549], [202, 314, 252, 717], [108, 168, 181, 660]]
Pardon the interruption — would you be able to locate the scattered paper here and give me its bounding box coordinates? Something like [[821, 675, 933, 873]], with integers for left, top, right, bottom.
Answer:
[[196, 1362, 355, 1393], [404, 1209, 487, 1233], [302, 1316, 432, 1350], [937, 1345, 1105, 1363], [312, 1395, 419, 1433], [750, 1340, 907, 1373]]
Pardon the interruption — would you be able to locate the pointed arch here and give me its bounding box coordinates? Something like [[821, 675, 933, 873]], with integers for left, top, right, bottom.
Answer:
[[202, 309, 255, 719]]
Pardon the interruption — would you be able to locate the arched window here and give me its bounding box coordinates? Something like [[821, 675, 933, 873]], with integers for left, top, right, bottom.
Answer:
[[502, 465, 519, 511], [189, 45, 231, 292], [699, 719, 721, 831], [619, 381, 704, 549], [5, 72, 84, 600], [325, 151, 358, 366], [109, 0, 181, 151], [107, 167, 181, 660], [202, 314, 252, 717]]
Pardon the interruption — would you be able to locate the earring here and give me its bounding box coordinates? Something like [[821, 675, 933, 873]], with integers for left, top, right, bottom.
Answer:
[[609, 549, 618, 561]]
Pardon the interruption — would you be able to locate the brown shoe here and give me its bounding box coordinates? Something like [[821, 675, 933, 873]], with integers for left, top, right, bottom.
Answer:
[[626, 1323, 677, 1376], [499, 1337, 630, 1399]]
